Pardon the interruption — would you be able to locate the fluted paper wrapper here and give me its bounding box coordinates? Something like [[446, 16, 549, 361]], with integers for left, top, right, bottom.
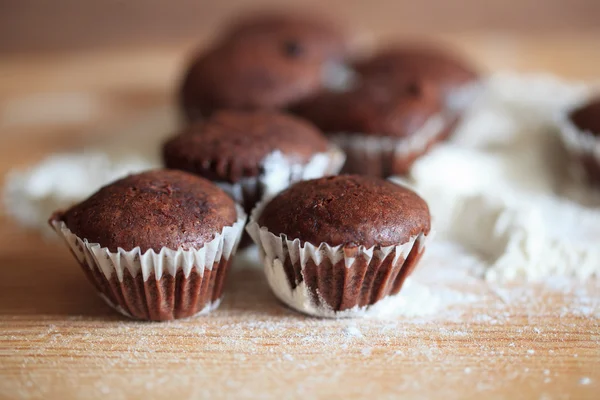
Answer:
[[246, 201, 430, 318], [215, 146, 345, 212], [557, 110, 600, 186], [50, 206, 246, 321]]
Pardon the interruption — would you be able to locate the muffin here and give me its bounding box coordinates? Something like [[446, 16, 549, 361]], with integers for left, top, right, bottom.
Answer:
[[558, 96, 600, 186], [246, 175, 432, 318], [291, 77, 450, 176], [179, 15, 351, 120], [49, 169, 246, 321], [353, 43, 480, 113], [162, 110, 345, 214]]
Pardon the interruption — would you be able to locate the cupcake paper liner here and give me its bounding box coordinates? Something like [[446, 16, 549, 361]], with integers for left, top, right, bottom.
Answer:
[[557, 110, 600, 186], [246, 199, 431, 318], [50, 206, 246, 321], [215, 146, 346, 212]]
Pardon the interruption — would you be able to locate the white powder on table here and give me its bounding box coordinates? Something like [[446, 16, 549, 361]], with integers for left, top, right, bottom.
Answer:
[[580, 377, 592, 385], [2, 106, 173, 233], [404, 72, 600, 282], [343, 325, 363, 338], [3, 152, 156, 233]]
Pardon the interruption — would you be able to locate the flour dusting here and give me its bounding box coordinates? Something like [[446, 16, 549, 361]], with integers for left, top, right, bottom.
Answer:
[[580, 377, 592, 385], [2, 106, 173, 232], [405, 72, 600, 281]]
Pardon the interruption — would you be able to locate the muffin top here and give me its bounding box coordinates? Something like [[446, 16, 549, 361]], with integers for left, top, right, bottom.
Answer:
[[354, 44, 479, 94], [179, 24, 346, 120], [570, 96, 600, 136], [291, 78, 442, 137], [163, 110, 330, 183], [224, 11, 349, 61], [257, 175, 431, 247], [55, 169, 238, 252]]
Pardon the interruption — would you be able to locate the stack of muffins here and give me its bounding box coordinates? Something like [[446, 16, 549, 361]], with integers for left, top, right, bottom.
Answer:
[[50, 11, 481, 320]]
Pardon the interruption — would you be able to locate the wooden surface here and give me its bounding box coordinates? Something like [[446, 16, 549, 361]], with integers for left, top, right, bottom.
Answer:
[[1, 33, 600, 399]]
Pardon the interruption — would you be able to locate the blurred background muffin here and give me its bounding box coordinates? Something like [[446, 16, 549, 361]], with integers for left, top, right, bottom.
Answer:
[[179, 12, 352, 120], [162, 110, 344, 213]]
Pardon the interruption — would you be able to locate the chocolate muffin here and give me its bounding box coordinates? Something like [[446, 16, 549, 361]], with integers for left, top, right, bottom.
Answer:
[[247, 175, 431, 317], [291, 77, 450, 176], [163, 110, 345, 214], [559, 96, 600, 186], [49, 169, 246, 321], [179, 15, 350, 120], [353, 44, 480, 111]]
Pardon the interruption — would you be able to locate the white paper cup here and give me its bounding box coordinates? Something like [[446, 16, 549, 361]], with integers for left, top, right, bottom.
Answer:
[[246, 199, 431, 318], [50, 206, 246, 321]]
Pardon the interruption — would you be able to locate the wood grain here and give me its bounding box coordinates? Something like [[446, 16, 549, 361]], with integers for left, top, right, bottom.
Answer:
[[1, 33, 599, 399]]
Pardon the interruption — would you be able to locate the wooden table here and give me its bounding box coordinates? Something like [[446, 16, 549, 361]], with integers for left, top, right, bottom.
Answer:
[[1, 34, 599, 399]]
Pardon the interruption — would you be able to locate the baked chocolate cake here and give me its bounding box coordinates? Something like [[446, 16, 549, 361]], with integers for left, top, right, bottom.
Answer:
[[50, 169, 246, 321], [248, 175, 431, 317]]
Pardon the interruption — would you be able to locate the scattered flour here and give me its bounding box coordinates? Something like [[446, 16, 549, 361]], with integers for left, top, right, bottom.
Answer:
[[2, 106, 173, 232], [3, 152, 156, 232], [343, 325, 364, 339], [405, 72, 600, 282], [579, 377, 591, 385]]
